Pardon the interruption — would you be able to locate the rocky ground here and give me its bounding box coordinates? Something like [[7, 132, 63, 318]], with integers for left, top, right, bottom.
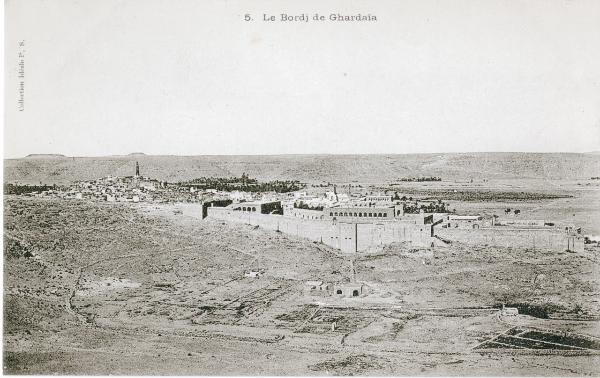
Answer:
[[3, 196, 600, 375]]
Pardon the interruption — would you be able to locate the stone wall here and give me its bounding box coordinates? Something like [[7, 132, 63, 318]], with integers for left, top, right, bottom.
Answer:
[[435, 227, 584, 252], [207, 207, 433, 253], [283, 207, 325, 220], [196, 205, 584, 254]]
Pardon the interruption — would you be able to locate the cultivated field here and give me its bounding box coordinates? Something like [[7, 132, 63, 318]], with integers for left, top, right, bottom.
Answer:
[[4, 187, 600, 375]]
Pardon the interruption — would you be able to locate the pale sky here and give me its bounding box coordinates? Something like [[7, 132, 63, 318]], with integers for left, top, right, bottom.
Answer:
[[5, 0, 600, 158]]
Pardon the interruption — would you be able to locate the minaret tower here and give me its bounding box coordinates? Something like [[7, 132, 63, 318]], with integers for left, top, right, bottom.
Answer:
[[135, 161, 140, 177]]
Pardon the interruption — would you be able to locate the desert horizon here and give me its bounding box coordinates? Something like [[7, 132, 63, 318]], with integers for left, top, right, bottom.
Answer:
[[8, 150, 600, 159], [5, 152, 600, 186]]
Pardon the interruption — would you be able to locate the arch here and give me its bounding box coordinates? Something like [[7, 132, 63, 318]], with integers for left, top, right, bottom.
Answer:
[[383, 213, 387, 217], [242, 207, 247, 211], [336, 289, 343, 295], [352, 290, 359, 297], [252, 207, 256, 212]]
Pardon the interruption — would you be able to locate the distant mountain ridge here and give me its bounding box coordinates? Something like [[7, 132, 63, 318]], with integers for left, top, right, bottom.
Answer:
[[24, 154, 67, 159], [4, 153, 600, 184]]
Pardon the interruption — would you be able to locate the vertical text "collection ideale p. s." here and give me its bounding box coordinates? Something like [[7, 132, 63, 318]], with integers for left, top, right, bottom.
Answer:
[[18, 40, 25, 112]]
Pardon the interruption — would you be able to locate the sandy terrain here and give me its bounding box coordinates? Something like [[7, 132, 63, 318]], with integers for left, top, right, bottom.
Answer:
[[3, 192, 600, 375]]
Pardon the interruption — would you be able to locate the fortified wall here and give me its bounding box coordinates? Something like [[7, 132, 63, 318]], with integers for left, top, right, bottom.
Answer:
[[205, 205, 584, 253], [206, 207, 433, 253], [435, 227, 584, 252]]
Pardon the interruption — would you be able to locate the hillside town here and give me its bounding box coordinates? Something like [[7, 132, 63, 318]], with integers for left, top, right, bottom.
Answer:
[[5, 162, 449, 213]]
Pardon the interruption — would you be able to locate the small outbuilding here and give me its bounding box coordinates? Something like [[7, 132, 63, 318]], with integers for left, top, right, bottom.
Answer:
[[333, 283, 365, 298], [244, 271, 262, 278], [501, 306, 519, 316]]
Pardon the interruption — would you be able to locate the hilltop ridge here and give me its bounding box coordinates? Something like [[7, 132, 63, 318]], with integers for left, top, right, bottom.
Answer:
[[24, 154, 67, 159], [4, 152, 600, 184]]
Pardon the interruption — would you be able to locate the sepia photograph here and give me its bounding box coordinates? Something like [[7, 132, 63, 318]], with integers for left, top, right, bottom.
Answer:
[[3, 0, 600, 375]]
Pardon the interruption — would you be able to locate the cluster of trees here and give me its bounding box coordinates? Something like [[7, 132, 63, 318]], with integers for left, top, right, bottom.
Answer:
[[4, 183, 56, 195], [397, 176, 442, 182], [403, 200, 451, 214], [390, 193, 452, 213], [392, 193, 413, 201], [180, 173, 304, 193], [505, 208, 521, 215], [183, 173, 259, 186], [293, 201, 324, 211]]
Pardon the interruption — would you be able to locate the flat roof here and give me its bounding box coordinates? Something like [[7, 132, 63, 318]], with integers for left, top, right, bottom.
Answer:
[[448, 215, 482, 220], [232, 200, 280, 205]]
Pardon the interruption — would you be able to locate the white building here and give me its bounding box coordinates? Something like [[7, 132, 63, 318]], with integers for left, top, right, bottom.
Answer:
[[229, 190, 254, 202]]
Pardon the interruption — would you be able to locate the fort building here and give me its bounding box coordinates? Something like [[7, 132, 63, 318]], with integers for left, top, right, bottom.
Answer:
[[206, 201, 436, 254], [204, 192, 585, 254], [228, 200, 282, 215]]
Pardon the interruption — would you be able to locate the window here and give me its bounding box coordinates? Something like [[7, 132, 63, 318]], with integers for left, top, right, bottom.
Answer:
[[359, 213, 362, 217], [242, 207, 247, 211], [334, 212, 338, 216], [383, 213, 387, 217], [354, 213, 358, 217], [330, 212, 333, 216], [352, 290, 359, 297], [336, 289, 342, 295], [368, 213, 372, 217], [252, 207, 256, 212]]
